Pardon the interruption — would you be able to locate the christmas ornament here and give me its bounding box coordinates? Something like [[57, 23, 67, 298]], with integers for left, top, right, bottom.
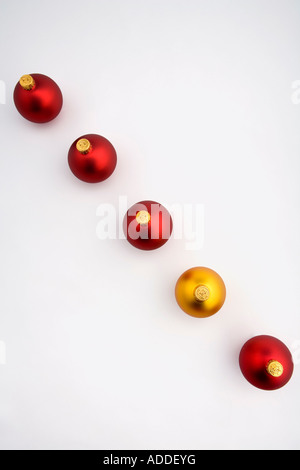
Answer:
[[68, 134, 117, 183], [123, 200, 173, 250], [175, 266, 226, 318], [239, 335, 294, 390], [13, 74, 63, 123]]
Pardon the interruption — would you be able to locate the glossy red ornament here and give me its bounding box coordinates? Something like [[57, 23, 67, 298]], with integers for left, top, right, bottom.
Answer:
[[13, 73, 63, 123], [68, 134, 117, 183], [239, 335, 294, 390], [123, 200, 173, 250]]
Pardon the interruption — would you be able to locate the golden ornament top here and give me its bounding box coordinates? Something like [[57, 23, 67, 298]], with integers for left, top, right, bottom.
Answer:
[[194, 285, 210, 302], [19, 74, 35, 90], [136, 210, 151, 225], [266, 360, 284, 377], [76, 138, 91, 154]]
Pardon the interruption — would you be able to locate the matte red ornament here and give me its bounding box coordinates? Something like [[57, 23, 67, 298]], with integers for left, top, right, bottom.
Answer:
[[239, 335, 294, 390], [123, 200, 173, 250], [13, 73, 63, 123], [68, 134, 117, 183]]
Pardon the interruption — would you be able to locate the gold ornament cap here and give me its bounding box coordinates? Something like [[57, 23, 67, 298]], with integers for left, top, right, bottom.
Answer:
[[194, 285, 210, 302], [136, 210, 151, 225], [76, 138, 91, 154], [19, 74, 35, 90], [266, 360, 284, 377]]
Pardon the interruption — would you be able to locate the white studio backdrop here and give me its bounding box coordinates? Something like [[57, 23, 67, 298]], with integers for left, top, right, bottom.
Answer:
[[0, 0, 300, 450]]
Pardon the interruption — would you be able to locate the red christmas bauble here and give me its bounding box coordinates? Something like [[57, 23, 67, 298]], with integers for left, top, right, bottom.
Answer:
[[13, 74, 63, 123], [239, 335, 294, 390], [68, 134, 117, 183], [123, 200, 173, 250]]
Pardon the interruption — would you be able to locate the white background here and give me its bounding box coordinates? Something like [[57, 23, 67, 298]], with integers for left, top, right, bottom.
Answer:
[[0, 0, 300, 450]]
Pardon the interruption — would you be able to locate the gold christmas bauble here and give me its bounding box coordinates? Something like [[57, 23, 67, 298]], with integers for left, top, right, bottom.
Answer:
[[175, 267, 226, 318]]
